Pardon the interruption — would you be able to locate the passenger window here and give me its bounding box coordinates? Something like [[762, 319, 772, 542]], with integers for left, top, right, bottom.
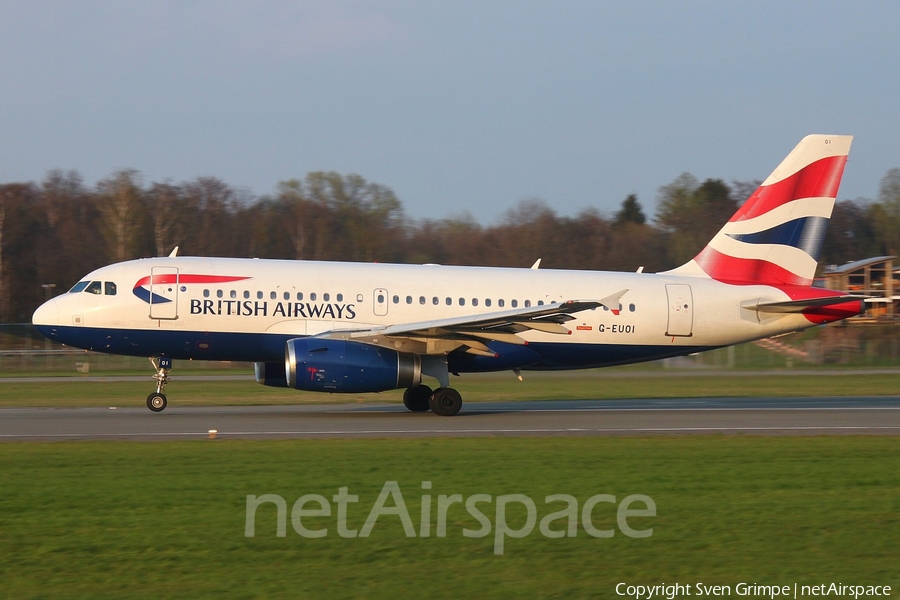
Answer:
[[324, 293, 330, 301], [537, 300, 544, 306], [419, 296, 426, 305], [310, 293, 317, 301], [406, 296, 412, 304], [297, 292, 303, 300], [284, 292, 290, 300], [257, 291, 263, 299], [217, 290, 224, 298], [337, 293, 343, 302], [445, 297, 452, 306], [203, 289, 210, 298], [231, 290, 237, 299], [459, 298, 465, 306], [270, 291, 277, 300], [378, 294, 385, 303], [511, 300, 518, 308], [525, 300, 531, 307], [104, 282, 117, 296], [485, 299, 491, 307], [498, 299, 505, 308], [432, 297, 439, 305], [472, 298, 478, 306], [69, 281, 90, 293], [243, 290, 250, 299], [629, 303, 636, 312], [393, 295, 399, 304]]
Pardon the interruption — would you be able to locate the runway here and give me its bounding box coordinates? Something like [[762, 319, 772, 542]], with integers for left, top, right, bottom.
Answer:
[[1, 397, 899, 441]]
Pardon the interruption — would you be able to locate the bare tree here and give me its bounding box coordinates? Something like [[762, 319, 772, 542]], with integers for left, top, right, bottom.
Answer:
[[148, 182, 183, 257], [95, 169, 144, 262]]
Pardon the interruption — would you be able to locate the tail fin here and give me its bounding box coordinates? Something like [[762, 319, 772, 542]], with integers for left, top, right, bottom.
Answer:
[[669, 134, 853, 286]]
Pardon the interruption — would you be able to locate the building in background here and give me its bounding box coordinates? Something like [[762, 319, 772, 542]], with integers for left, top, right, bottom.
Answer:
[[820, 256, 898, 320]]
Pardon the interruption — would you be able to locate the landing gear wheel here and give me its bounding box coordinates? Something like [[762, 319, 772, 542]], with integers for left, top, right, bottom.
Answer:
[[147, 356, 172, 412], [403, 385, 433, 412], [147, 392, 168, 412], [430, 387, 462, 417]]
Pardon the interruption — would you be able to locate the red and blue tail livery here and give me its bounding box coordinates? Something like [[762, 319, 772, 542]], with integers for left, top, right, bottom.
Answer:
[[672, 135, 852, 287], [33, 135, 865, 415]]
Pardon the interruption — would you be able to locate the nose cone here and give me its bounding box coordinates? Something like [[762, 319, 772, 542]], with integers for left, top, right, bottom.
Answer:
[[33, 298, 59, 327]]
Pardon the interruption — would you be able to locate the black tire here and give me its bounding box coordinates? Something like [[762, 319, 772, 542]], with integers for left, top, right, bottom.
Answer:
[[429, 387, 462, 417], [147, 393, 168, 412], [403, 385, 433, 412]]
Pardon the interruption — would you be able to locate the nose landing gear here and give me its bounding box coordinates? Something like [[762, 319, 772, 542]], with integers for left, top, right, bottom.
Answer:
[[147, 356, 172, 412]]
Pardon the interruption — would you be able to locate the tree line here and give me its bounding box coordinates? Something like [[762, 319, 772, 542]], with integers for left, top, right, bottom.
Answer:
[[1, 167, 899, 322]]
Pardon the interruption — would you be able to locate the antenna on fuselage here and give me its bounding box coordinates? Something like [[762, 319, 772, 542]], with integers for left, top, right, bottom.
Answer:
[[168, 246, 179, 258], [530, 258, 541, 269]]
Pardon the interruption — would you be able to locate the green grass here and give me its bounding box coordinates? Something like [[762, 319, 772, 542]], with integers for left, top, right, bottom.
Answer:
[[0, 437, 897, 598], [0, 371, 898, 409]]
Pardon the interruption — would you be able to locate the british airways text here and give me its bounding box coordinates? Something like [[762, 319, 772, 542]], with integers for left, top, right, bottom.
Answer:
[[190, 300, 357, 319]]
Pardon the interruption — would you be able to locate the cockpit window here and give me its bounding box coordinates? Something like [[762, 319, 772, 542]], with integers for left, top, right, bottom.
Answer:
[[85, 281, 102, 295], [69, 281, 90, 293], [105, 282, 117, 296]]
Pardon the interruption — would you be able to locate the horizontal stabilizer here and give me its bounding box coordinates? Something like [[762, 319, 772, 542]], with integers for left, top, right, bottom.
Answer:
[[744, 295, 867, 314]]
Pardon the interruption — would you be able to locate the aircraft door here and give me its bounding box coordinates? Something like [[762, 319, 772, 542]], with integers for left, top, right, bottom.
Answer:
[[373, 288, 389, 317], [149, 266, 179, 320], [665, 284, 693, 337]]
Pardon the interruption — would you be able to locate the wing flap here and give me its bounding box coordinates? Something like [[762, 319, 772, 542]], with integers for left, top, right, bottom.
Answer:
[[315, 299, 602, 353]]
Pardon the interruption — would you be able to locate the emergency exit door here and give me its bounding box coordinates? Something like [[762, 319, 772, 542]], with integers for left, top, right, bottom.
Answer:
[[149, 266, 179, 320], [665, 284, 693, 337]]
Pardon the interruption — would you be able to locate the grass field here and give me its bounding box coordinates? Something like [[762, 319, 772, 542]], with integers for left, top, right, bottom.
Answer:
[[0, 370, 899, 409], [2, 338, 898, 597], [0, 437, 897, 598]]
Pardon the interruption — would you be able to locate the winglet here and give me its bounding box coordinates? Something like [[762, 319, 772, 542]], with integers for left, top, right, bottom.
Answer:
[[598, 289, 629, 315]]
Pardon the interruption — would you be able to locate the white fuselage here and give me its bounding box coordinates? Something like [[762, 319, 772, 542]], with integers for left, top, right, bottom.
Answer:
[[33, 256, 819, 370]]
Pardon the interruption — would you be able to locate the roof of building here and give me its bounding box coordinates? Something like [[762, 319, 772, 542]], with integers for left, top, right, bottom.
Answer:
[[823, 256, 896, 275]]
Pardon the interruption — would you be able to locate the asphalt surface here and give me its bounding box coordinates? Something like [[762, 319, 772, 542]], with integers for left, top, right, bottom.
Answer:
[[3, 368, 900, 383], [1, 397, 899, 441]]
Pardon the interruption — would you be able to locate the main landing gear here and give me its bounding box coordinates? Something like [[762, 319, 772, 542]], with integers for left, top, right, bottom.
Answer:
[[402, 385, 432, 412], [147, 356, 172, 412], [402, 384, 463, 417]]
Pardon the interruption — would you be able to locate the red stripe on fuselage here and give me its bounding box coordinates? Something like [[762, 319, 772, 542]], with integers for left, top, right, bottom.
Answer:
[[730, 155, 847, 222], [133, 274, 251, 288]]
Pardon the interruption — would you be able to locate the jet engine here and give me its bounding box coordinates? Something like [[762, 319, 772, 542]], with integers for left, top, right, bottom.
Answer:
[[254, 361, 289, 387], [285, 338, 421, 393]]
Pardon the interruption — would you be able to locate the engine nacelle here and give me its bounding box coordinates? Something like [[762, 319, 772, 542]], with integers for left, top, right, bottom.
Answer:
[[285, 338, 421, 393], [255, 361, 289, 387]]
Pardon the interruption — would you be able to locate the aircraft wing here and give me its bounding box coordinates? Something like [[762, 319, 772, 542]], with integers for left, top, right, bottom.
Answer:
[[315, 299, 604, 356]]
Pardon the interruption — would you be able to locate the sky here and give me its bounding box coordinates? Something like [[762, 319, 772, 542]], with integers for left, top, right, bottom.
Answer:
[[1, 1, 898, 224]]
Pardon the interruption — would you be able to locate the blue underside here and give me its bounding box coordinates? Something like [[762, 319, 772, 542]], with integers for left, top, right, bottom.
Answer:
[[34, 325, 716, 372]]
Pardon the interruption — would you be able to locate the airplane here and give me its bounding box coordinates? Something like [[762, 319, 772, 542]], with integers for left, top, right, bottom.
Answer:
[[32, 135, 865, 416]]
